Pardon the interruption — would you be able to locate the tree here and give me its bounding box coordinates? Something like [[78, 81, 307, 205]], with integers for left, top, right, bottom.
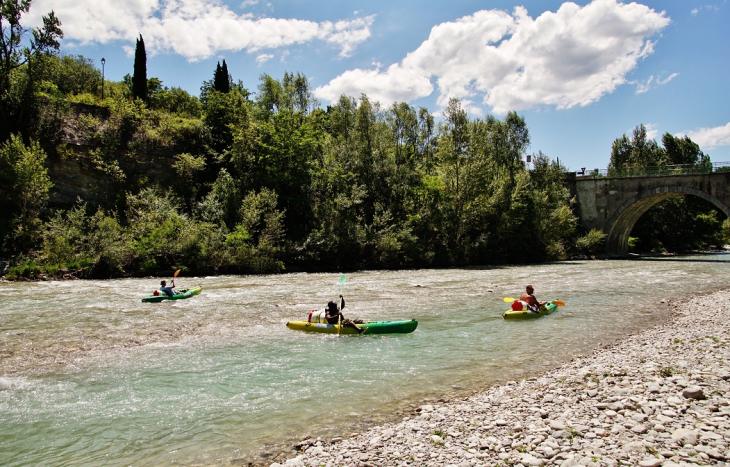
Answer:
[[132, 34, 146, 101], [213, 60, 230, 93], [0, 0, 62, 140], [662, 133, 707, 165], [213, 62, 222, 91], [220, 59, 230, 93], [608, 124, 663, 174], [0, 133, 53, 251]]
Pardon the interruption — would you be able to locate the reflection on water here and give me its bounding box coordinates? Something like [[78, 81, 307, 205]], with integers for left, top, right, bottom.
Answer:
[[1, 254, 728, 466]]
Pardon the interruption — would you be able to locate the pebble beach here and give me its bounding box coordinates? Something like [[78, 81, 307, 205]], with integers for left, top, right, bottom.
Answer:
[[274, 289, 730, 467]]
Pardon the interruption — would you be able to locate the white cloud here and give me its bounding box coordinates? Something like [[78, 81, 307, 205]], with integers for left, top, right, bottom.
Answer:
[[634, 72, 677, 94], [635, 76, 654, 94], [691, 5, 721, 16], [315, 0, 670, 113], [256, 53, 273, 65], [29, 0, 373, 60], [644, 123, 660, 140], [656, 73, 678, 85], [315, 64, 433, 107], [685, 123, 730, 150]]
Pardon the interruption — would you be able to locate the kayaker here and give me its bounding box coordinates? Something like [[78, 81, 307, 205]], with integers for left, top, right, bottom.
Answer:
[[159, 279, 177, 297], [520, 284, 546, 313], [325, 295, 364, 334]]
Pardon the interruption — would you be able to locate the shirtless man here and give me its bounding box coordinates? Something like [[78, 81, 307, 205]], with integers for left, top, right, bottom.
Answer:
[[520, 284, 546, 313]]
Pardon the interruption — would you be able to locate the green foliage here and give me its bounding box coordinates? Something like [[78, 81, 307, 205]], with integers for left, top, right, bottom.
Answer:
[[0, 134, 53, 252], [631, 197, 725, 252], [202, 86, 249, 154], [148, 86, 201, 117], [722, 219, 730, 246], [575, 229, 607, 257], [38, 201, 133, 276], [0, 0, 63, 140], [5, 258, 42, 280], [609, 124, 663, 174], [2, 60, 586, 276], [35, 54, 101, 96]]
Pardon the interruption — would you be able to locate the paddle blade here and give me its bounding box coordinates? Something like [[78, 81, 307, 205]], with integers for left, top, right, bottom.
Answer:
[[340, 275, 346, 286], [503, 297, 517, 302], [552, 300, 565, 306], [173, 269, 181, 278]]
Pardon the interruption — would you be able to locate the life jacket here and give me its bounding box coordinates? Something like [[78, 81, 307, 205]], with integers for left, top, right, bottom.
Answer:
[[511, 300, 524, 311]]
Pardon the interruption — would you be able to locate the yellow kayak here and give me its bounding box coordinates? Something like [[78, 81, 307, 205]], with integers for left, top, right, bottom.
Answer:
[[502, 301, 560, 320]]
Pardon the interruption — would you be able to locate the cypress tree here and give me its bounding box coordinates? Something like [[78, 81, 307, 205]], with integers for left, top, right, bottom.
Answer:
[[132, 34, 147, 101], [220, 59, 230, 93], [213, 62, 223, 92]]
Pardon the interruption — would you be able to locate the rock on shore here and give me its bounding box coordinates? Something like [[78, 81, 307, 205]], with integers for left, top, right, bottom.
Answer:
[[274, 290, 730, 467]]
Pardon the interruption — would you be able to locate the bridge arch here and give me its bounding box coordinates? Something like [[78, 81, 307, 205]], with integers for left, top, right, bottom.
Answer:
[[605, 185, 730, 255]]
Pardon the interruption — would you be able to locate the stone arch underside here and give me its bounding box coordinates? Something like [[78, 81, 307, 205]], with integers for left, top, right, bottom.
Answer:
[[605, 185, 730, 255]]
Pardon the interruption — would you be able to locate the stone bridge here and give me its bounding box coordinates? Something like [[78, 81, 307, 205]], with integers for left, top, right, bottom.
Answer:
[[566, 172, 730, 255]]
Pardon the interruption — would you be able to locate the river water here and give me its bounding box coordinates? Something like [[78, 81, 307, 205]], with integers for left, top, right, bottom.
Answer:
[[1, 254, 728, 466]]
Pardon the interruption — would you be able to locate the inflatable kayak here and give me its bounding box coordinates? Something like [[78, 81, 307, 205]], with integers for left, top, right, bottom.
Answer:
[[142, 287, 202, 303], [286, 319, 418, 335], [502, 301, 560, 320]]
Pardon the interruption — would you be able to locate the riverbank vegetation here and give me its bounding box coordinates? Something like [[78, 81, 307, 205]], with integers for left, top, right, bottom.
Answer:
[[0, 2, 727, 280]]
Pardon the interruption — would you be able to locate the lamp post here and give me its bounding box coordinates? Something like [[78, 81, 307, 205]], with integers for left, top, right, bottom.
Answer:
[[101, 57, 106, 99]]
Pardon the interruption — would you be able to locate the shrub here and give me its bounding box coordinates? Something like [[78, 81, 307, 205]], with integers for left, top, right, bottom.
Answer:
[[575, 229, 606, 256]]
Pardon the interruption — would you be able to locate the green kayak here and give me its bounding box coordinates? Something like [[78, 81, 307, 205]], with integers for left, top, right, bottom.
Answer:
[[142, 287, 202, 303], [502, 301, 560, 320], [286, 319, 418, 335]]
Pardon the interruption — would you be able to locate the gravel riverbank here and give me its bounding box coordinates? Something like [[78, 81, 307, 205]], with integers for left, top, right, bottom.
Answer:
[[274, 290, 730, 467]]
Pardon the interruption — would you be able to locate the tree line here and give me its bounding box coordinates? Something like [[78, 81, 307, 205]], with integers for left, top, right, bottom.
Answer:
[[0, 1, 726, 279]]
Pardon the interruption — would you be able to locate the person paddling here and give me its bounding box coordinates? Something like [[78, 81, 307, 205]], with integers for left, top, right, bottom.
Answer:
[[520, 284, 546, 313], [159, 279, 177, 297], [325, 295, 364, 334]]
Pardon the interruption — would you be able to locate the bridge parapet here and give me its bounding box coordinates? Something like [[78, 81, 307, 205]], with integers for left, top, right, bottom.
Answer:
[[573, 161, 730, 179]]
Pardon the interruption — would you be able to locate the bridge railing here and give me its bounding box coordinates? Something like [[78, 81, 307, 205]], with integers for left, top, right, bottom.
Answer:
[[575, 161, 730, 178]]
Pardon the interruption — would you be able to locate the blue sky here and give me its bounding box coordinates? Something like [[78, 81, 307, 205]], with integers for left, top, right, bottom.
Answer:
[[28, 0, 730, 171]]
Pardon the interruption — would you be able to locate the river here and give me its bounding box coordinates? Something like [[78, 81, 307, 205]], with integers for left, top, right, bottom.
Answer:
[[1, 254, 728, 466]]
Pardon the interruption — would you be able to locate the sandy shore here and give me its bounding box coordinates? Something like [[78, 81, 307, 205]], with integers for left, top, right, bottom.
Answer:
[[274, 290, 730, 467]]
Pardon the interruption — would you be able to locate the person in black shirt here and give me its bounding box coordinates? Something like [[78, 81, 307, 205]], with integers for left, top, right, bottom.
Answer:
[[325, 295, 363, 334]]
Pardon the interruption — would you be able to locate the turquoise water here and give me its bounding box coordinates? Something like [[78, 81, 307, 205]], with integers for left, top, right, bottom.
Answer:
[[1, 254, 728, 466]]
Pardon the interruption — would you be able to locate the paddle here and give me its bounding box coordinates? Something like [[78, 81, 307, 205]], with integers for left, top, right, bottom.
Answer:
[[504, 297, 564, 306], [338, 275, 345, 335], [172, 269, 181, 291]]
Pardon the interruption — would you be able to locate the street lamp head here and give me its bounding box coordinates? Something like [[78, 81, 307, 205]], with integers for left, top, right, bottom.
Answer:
[[101, 57, 106, 66]]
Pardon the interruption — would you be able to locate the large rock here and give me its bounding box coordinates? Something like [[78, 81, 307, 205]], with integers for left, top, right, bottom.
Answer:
[[670, 428, 698, 446], [681, 386, 706, 400]]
